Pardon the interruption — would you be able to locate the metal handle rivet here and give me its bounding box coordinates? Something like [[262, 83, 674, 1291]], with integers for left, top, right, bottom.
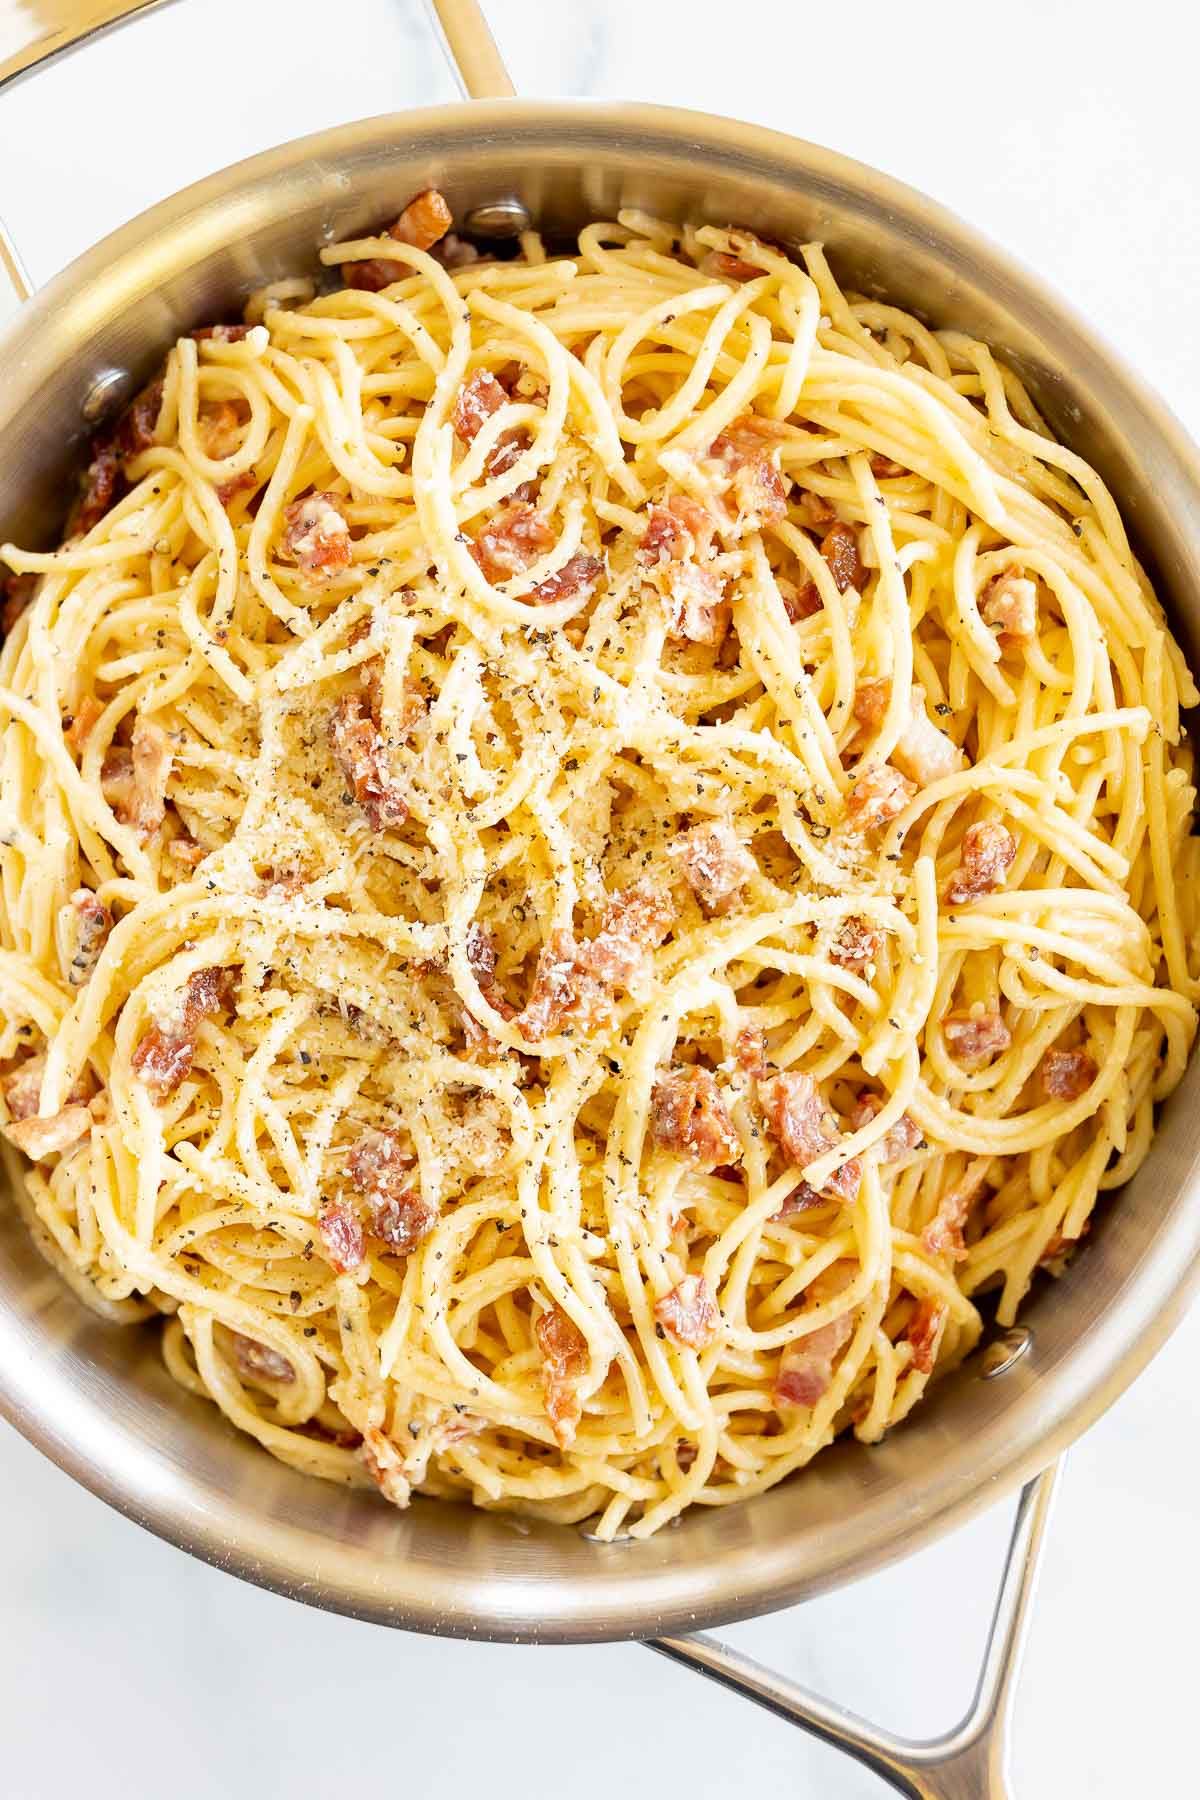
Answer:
[[463, 197, 531, 239], [980, 1325, 1033, 1379], [81, 370, 131, 424]]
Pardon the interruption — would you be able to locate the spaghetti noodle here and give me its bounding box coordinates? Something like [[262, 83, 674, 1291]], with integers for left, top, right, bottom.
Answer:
[[0, 196, 1195, 1540]]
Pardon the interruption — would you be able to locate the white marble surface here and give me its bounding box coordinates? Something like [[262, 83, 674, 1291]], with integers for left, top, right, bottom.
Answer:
[[1, 2, 1198, 1794]]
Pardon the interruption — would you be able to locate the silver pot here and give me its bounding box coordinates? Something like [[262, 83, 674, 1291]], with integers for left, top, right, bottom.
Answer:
[[1, 5, 1197, 1792]]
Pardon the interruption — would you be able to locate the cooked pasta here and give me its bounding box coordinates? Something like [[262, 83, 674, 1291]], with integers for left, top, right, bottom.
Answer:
[[0, 193, 1195, 1540]]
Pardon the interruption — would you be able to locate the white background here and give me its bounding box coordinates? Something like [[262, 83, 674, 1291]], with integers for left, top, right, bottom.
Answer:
[[1, 2, 1198, 1794]]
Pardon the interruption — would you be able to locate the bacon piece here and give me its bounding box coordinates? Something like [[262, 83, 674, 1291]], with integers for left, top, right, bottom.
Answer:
[[131, 966, 234, 1097], [329, 692, 408, 832], [849, 1092, 923, 1162], [485, 427, 531, 480], [356, 659, 426, 742], [64, 696, 104, 753], [191, 323, 252, 343], [1040, 1045, 1097, 1101], [466, 923, 499, 988], [342, 188, 454, 290], [101, 718, 174, 841], [118, 380, 165, 458], [390, 187, 455, 250], [707, 415, 788, 526], [782, 519, 868, 619], [881, 1114, 925, 1161], [460, 1008, 505, 1061], [527, 552, 604, 611], [0, 1055, 94, 1125], [585, 884, 674, 985], [773, 1353, 831, 1411], [734, 1026, 768, 1079], [369, 1189, 437, 1253], [852, 678, 890, 734], [126, 719, 174, 838], [638, 495, 717, 567], [981, 568, 1038, 645], [757, 1070, 860, 1200], [905, 1297, 948, 1374], [829, 914, 880, 972], [943, 1008, 1011, 1070], [218, 469, 259, 505], [638, 506, 687, 567], [2, 1104, 93, 1161], [463, 921, 516, 1025], [639, 496, 726, 639], [77, 442, 121, 534], [516, 882, 673, 1042], [77, 442, 125, 537], [318, 1200, 366, 1275], [945, 820, 1016, 907], [921, 1161, 989, 1260], [658, 561, 730, 646], [890, 683, 964, 788], [345, 260, 404, 294], [347, 1128, 436, 1252], [716, 414, 790, 448], [1, 1057, 47, 1124], [259, 867, 309, 899], [281, 492, 352, 583], [59, 888, 112, 987], [198, 399, 246, 460], [452, 369, 508, 444], [655, 1274, 721, 1350], [778, 575, 822, 622], [76, 379, 164, 535], [774, 1336, 842, 1406], [774, 1263, 857, 1407], [771, 1180, 824, 1221], [794, 489, 835, 531], [675, 820, 756, 914], [706, 251, 766, 281], [361, 1425, 411, 1505], [346, 1128, 412, 1204], [471, 502, 555, 582], [702, 232, 780, 282], [1, 572, 36, 636], [820, 521, 865, 594], [230, 1331, 294, 1384], [650, 1067, 740, 1168], [845, 762, 915, 834], [774, 1320, 850, 1405], [535, 1303, 589, 1447], [167, 834, 206, 871], [515, 932, 585, 1041], [869, 454, 906, 478]]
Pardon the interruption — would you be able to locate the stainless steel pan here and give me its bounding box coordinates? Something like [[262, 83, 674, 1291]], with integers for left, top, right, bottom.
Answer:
[[2, 4, 1198, 1793]]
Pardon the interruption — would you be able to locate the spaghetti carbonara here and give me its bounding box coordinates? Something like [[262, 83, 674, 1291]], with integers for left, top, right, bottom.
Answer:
[[0, 192, 1195, 1540]]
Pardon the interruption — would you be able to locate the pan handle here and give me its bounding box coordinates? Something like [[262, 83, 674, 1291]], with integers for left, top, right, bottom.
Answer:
[[648, 1462, 1060, 1799], [0, 0, 513, 304], [0, 0, 174, 91], [0, 0, 179, 302], [423, 0, 515, 100]]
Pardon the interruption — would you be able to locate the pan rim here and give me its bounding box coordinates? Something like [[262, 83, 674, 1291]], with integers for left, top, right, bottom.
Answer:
[[1, 96, 1198, 1642]]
